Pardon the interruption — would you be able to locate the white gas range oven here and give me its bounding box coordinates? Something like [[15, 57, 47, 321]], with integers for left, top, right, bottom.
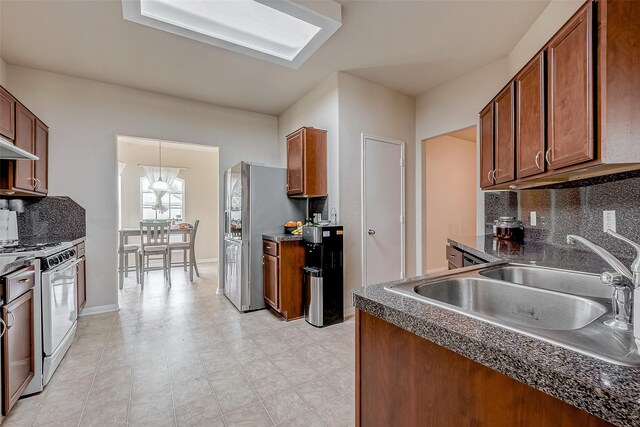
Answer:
[[0, 241, 79, 395]]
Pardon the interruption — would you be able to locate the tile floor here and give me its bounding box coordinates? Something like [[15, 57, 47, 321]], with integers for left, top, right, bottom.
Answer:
[[3, 262, 355, 427]]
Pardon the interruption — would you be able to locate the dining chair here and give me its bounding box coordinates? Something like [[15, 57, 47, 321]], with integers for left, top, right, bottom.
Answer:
[[138, 221, 171, 289], [122, 242, 140, 283], [169, 219, 200, 282]]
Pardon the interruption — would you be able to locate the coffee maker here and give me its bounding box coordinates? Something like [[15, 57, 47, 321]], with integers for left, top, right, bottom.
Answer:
[[302, 225, 344, 327]]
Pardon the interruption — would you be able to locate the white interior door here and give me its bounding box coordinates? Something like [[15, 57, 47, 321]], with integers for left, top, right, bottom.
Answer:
[[362, 134, 405, 286]]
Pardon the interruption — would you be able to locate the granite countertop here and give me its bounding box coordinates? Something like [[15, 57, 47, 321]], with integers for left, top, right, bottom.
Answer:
[[353, 237, 640, 426], [262, 233, 303, 242], [448, 234, 633, 275], [0, 255, 35, 276]]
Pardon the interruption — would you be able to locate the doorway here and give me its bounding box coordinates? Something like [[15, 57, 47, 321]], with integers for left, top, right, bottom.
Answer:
[[423, 126, 477, 273], [116, 136, 219, 292], [361, 134, 405, 286]]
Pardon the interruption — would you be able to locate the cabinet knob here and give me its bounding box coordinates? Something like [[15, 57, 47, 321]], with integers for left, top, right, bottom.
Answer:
[[368, 229, 376, 235]]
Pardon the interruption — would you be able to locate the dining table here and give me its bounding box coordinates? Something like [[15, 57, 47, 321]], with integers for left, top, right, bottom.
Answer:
[[118, 226, 192, 289]]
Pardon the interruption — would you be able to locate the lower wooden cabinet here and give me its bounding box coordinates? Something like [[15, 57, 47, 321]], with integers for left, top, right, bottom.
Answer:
[[76, 257, 86, 313], [2, 289, 34, 415], [263, 239, 305, 320], [356, 310, 613, 426], [76, 241, 86, 312]]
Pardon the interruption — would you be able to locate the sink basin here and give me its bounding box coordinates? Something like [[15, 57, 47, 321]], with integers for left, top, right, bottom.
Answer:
[[385, 265, 640, 366], [479, 265, 610, 299], [415, 277, 606, 331]]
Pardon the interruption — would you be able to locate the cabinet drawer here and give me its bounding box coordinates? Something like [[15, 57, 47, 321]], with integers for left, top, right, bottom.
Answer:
[[2, 265, 35, 303], [76, 241, 86, 258], [263, 240, 278, 257], [445, 245, 463, 269]]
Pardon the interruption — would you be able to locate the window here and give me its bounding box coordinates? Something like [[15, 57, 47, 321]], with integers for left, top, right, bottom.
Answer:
[[140, 177, 185, 221]]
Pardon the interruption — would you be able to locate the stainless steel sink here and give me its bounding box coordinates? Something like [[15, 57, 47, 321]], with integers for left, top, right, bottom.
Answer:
[[479, 265, 610, 299], [385, 265, 640, 366], [415, 277, 606, 331]]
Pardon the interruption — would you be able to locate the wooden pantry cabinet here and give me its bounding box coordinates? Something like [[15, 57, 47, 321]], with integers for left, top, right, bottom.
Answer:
[[286, 127, 327, 197], [480, 0, 640, 190], [262, 239, 305, 320]]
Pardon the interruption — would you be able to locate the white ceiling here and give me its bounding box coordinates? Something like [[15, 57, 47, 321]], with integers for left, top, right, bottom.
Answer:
[[0, 0, 549, 116]]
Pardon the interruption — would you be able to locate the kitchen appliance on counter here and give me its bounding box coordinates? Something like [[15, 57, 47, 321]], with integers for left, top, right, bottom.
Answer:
[[223, 162, 305, 312], [492, 217, 524, 241], [0, 241, 78, 395], [302, 225, 343, 327], [0, 211, 18, 246]]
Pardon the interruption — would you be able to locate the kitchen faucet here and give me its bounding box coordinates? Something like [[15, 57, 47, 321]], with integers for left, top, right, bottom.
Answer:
[[567, 231, 640, 346]]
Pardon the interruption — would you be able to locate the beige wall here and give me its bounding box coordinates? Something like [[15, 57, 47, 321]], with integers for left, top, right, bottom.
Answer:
[[424, 135, 476, 272], [277, 73, 339, 213], [414, 0, 584, 273], [337, 73, 416, 305], [118, 140, 219, 261], [4, 65, 278, 312], [0, 57, 8, 86]]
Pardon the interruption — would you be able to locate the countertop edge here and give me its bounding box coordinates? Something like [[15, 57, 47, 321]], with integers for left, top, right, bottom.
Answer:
[[352, 290, 640, 427]]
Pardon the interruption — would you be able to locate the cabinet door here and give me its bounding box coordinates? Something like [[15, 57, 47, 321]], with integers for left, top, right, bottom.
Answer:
[[77, 257, 86, 312], [494, 84, 515, 184], [547, 4, 594, 170], [13, 104, 35, 192], [286, 130, 304, 195], [263, 254, 279, 309], [479, 103, 494, 188], [516, 53, 546, 178], [34, 120, 48, 195], [0, 87, 16, 141], [3, 290, 34, 415]]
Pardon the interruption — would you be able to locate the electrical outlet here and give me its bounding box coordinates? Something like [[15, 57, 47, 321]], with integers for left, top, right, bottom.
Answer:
[[603, 210, 616, 232], [530, 211, 537, 227]]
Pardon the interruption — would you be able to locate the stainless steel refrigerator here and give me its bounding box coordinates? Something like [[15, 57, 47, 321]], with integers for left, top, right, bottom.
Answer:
[[223, 162, 305, 312]]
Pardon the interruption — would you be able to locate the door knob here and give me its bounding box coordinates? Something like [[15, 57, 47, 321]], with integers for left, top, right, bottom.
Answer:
[[368, 229, 376, 235]]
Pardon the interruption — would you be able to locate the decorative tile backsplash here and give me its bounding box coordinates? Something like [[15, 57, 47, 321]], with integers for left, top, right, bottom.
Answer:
[[485, 172, 640, 260]]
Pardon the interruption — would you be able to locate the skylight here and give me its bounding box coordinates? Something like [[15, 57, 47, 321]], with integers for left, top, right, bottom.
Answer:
[[122, 0, 342, 68]]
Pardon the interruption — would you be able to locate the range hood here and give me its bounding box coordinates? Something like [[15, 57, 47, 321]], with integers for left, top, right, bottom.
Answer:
[[0, 136, 38, 160]]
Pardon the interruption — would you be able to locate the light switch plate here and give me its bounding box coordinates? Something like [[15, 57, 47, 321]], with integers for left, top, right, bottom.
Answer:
[[530, 211, 537, 227]]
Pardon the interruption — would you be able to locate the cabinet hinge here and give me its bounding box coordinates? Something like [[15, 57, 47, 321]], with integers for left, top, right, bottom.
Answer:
[[400, 158, 405, 167], [400, 215, 405, 224]]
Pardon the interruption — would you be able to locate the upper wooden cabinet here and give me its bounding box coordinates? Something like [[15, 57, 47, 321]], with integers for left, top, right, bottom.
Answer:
[[516, 53, 546, 178], [547, 4, 594, 170], [0, 87, 16, 141], [286, 127, 327, 197], [494, 83, 515, 184], [1, 100, 48, 196], [14, 104, 36, 192], [479, 104, 494, 188], [480, 0, 640, 190]]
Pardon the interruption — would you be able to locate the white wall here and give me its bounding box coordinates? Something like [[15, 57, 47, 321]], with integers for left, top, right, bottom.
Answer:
[[415, 0, 583, 274], [277, 73, 339, 213], [338, 73, 416, 307], [4, 65, 278, 311], [118, 140, 219, 261]]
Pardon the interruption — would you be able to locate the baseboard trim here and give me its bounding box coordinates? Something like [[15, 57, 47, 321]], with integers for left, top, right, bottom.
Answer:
[[197, 258, 218, 264], [79, 304, 120, 317]]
